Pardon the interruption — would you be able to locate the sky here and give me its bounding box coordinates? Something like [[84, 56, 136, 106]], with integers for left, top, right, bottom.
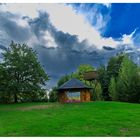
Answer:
[[0, 3, 140, 88]]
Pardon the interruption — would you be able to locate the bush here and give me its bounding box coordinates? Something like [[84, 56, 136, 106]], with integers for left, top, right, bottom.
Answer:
[[49, 88, 58, 102]]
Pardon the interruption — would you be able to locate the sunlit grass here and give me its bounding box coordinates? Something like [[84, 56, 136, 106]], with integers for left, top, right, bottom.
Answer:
[[0, 101, 140, 136]]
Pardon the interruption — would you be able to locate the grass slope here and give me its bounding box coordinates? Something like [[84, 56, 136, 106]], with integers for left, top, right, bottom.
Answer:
[[0, 101, 140, 136]]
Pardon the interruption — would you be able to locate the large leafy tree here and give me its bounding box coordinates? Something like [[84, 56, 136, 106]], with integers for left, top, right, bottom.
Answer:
[[1, 41, 49, 103]]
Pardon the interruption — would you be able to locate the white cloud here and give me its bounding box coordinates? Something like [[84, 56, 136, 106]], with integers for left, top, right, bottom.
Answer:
[[94, 13, 105, 30], [0, 5, 29, 27], [102, 3, 111, 8], [15, 18, 29, 27], [39, 31, 57, 48], [38, 4, 119, 49], [0, 3, 136, 49], [70, 4, 111, 31], [121, 29, 136, 45], [0, 4, 38, 18]]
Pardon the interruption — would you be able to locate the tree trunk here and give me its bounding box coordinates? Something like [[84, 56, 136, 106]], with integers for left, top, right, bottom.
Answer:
[[14, 93, 18, 103]]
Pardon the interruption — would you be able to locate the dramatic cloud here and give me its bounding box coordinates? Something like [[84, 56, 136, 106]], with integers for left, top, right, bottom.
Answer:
[[1, 3, 135, 49], [0, 3, 140, 88]]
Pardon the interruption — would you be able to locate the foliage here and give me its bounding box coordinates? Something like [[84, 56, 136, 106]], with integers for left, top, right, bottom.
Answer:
[[97, 54, 125, 101], [94, 82, 103, 101], [57, 64, 95, 87], [0, 41, 49, 103], [49, 87, 58, 102], [77, 64, 95, 80], [107, 54, 125, 78], [77, 64, 94, 74], [109, 77, 117, 101], [108, 55, 140, 103], [116, 56, 140, 103], [0, 64, 12, 103], [97, 66, 110, 100], [57, 53, 140, 103]]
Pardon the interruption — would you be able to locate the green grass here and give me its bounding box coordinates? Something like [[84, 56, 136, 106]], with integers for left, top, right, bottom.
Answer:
[[0, 101, 140, 136]]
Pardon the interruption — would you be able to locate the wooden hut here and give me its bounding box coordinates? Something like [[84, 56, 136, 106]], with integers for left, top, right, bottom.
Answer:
[[58, 78, 92, 103]]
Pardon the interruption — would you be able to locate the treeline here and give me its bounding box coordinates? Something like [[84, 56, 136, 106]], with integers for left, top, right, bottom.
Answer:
[[108, 55, 140, 103], [1, 41, 140, 104], [0, 42, 49, 103], [51, 54, 140, 103], [98, 54, 140, 103]]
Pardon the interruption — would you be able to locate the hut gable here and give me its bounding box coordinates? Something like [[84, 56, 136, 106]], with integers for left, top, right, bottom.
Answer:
[[58, 78, 91, 90]]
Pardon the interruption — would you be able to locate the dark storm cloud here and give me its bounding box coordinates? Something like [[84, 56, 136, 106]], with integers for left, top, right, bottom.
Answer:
[[103, 46, 115, 51], [0, 44, 7, 51], [29, 12, 52, 37], [0, 11, 31, 42], [35, 44, 116, 88], [28, 13, 115, 76]]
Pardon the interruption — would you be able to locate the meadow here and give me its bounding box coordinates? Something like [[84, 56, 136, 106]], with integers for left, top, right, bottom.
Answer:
[[0, 101, 140, 136]]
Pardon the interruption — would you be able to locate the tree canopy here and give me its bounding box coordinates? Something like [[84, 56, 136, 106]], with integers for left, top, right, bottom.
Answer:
[[0, 41, 49, 103]]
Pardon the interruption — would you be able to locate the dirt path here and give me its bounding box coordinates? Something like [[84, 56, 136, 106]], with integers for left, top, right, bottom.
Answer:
[[0, 103, 61, 111], [18, 104, 54, 111]]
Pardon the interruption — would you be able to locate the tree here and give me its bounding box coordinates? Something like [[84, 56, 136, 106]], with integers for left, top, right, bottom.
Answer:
[[107, 54, 125, 78], [57, 64, 95, 87], [97, 65, 110, 100], [109, 77, 117, 101], [2, 41, 49, 103], [97, 54, 125, 101], [94, 82, 103, 101], [77, 64, 95, 80], [116, 55, 140, 102], [0, 64, 11, 103]]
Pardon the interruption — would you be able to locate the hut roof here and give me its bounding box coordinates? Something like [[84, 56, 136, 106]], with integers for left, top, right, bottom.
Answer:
[[58, 78, 91, 90]]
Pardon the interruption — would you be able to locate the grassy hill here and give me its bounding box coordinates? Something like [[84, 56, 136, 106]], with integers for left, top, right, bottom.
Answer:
[[0, 101, 140, 136]]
